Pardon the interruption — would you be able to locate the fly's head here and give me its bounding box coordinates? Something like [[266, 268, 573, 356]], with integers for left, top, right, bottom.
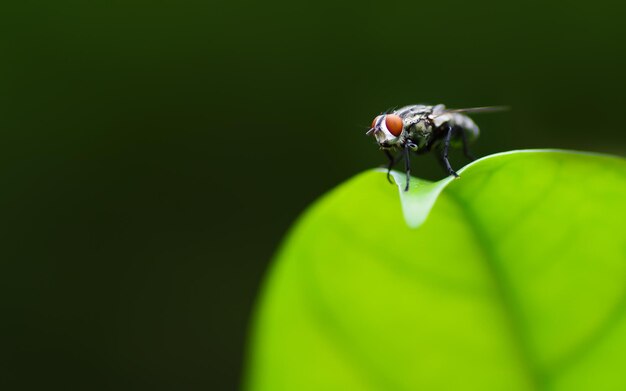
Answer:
[[366, 114, 405, 148]]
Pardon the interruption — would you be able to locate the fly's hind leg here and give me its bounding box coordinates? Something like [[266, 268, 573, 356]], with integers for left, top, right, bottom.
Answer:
[[460, 127, 476, 161]]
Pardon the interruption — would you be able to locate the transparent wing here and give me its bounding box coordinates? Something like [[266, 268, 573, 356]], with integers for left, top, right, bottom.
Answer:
[[434, 106, 510, 117]]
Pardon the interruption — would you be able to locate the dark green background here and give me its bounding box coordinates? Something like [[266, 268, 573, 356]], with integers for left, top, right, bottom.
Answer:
[[1, 0, 625, 389]]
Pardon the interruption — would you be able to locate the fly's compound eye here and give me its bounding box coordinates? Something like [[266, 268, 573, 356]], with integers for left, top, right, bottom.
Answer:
[[385, 114, 403, 136], [371, 115, 382, 129]]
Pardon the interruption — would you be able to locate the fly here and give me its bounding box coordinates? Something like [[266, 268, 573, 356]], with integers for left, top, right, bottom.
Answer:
[[366, 104, 507, 191]]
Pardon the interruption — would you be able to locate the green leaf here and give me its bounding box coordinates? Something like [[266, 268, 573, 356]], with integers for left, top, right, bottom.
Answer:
[[245, 150, 626, 391]]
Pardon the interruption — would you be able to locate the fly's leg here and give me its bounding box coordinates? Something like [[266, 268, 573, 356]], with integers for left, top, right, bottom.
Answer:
[[383, 149, 396, 183], [442, 125, 459, 178], [460, 127, 476, 161], [383, 149, 406, 184], [403, 144, 411, 191]]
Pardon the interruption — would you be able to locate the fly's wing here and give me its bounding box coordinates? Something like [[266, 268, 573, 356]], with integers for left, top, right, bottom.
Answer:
[[436, 106, 510, 116], [430, 106, 508, 135]]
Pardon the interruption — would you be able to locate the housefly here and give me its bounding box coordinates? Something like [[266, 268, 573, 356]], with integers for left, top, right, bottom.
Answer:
[[366, 104, 507, 191]]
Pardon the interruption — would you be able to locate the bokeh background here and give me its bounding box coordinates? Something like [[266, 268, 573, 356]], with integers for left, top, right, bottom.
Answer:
[[2, 0, 625, 389]]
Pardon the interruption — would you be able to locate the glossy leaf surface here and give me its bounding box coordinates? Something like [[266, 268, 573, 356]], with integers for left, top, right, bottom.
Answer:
[[246, 150, 626, 391]]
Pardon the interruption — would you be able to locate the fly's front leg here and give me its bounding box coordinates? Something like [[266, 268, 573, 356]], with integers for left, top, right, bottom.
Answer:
[[442, 125, 459, 178], [383, 149, 396, 184], [383, 149, 395, 183], [383, 149, 406, 184]]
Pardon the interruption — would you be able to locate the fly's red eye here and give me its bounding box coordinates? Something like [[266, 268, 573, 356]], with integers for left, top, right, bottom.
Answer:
[[385, 114, 403, 136], [371, 115, 382, 129]]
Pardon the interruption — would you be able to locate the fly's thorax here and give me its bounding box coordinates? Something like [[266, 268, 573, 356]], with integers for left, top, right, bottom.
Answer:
[[405, 114, 435, 140], [403, 127, 430, 150], [411, 119, 434, 134]]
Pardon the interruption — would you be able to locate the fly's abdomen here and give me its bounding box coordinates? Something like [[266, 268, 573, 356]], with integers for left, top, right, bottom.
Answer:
[[433, 113, 480, 142]]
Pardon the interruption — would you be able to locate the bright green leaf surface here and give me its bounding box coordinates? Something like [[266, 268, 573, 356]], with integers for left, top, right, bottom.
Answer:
[[245, 150, 626, 391]]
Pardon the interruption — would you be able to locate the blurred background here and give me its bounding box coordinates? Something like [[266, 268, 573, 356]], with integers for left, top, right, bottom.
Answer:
[[1, 0, 625, 389]]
